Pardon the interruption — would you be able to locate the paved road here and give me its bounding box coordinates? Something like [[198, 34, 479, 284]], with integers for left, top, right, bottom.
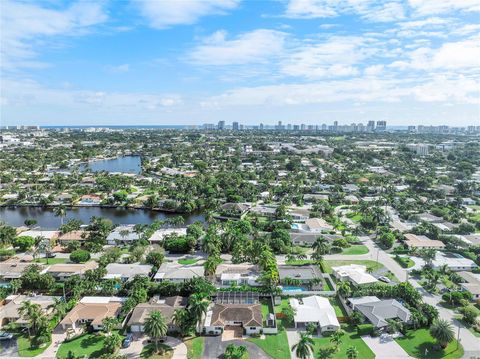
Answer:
[[203, 335, 271, 359]]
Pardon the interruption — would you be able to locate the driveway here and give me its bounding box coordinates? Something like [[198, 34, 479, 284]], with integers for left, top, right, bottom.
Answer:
[[286, 329, 311, 359], [0, 337, 18, 357], [120, 335, 187, 359], [203, 335, 271, 359], [361, 335, 411, 358], [39, 326, 68, 359]]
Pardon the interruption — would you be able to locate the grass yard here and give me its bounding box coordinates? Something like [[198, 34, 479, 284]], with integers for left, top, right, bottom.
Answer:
[[140, 344, 173, 359], [395, 329, 464, 359], [57, 333, 114, 358], [177, 258, 199, 265], [346, 213, 363, 222], [394, 255, 415, 268], [34, 257, 68, 265], [311, 326, 374, 359], [341, 245, 369, 255], [323, 260, 384, 274], [248, 324, 290, 359], [329, 297, 347, 317], [184, 336, 204, 359], [17, 335, 50, 357]]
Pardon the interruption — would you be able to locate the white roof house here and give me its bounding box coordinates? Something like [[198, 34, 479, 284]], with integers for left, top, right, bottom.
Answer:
[[289, 296, 340, 333], [148, 228, 187, 243], [18, 230, 59, 240], [331, 264, 378, 286], [106, 225, 140, 244], [103, 263, 152, 281], [432, 252, 478, 271], [154, 262, 204, 283]]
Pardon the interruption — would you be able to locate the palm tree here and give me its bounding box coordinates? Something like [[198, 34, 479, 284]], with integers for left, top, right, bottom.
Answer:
[[330, 330, 344, 352], [430, 319, 455, 349], [104, 331, 122, 354], [337, 281, 352, 298], [10, 279, 22, 294], [346, 345, 359, 359], [386, 319, 403, 334], [48, 297, 67, 321], [19, 301, 44, 337], [291, 332, 314, 359], [54, 205, 67, 226], [172, 308, 190, 337], [312, 236, 330, 255], [144, 310, 168, 354], [102, 317, 119, 336], [224, 344, 247, 359], [188, 293, 209, 327]]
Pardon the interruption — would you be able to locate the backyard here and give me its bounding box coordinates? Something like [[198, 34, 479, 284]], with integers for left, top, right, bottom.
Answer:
[[312, 326, 375, 359], [57, 332, 122, 358]]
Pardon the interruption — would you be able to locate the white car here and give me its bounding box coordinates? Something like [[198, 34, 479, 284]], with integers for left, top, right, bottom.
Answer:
[[378, 276, 391, 283], [0, 332, 13, 340]]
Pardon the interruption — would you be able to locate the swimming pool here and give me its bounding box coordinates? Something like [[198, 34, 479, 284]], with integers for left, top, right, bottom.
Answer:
[[281, 286, 306, 292]]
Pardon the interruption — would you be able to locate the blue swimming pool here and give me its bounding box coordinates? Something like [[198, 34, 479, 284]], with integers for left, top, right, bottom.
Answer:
[[281, 286, 306, 292]]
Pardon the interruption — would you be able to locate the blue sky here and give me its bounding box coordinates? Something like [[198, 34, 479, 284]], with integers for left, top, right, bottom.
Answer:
[[1, 0, 479, 126]]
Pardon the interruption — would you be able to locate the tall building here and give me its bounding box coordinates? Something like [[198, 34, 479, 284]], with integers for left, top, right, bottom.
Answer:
[[259, 123, 264, 130], [232, 122, 239, 130], [376, 121, 387, 131], [367, 121, 375, 132], [217, 121, 225, 130]]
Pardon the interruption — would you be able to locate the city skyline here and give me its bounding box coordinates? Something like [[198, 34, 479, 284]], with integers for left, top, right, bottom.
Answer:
[[1, 0, 479, 126]]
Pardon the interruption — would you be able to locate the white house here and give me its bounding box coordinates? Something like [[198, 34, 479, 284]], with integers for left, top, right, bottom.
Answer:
[[289, 296, 340, 333], [331, 264, 378, 286]]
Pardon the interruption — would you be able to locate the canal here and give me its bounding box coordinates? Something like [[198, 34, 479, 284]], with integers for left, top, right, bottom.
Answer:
[[0, 206, 205, 229]]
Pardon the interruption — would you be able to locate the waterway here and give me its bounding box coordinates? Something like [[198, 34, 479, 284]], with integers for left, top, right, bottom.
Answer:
[[78, 155, 141, 174], [0, 206, 204, 229]]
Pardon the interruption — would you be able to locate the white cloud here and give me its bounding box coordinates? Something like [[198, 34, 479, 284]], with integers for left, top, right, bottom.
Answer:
[[0, 0, 107, 70], [281, 36, 377, 78], [364, 64, 384, 76], [285, 0, 337, 18], [134, 0, 239, 29], [106, 64, 130, 73], [408, 0, 480, 15], [189, 29, 287, 65]]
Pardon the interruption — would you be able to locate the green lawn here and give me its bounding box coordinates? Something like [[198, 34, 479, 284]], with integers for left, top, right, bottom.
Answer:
[[184, 337, 204, 359], [140, 344, 173, 359], [56, 333, 112, 358], [394, 255, 415, 268], [323, 260, 384, 274], [249, 324, 290, 359], [34, 257, 68, 265], [329, 297, 347, 317], [346, 213, 363, 222], [311, 327, 374, 359], [177, 258, 199, 265], [17, 335, 50, 357], [395, 329, 464, 359], [341, 245, 369, 255]]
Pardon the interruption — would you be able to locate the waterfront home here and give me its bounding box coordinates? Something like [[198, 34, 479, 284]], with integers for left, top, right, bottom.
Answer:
[[289, 296, 340, 333], [106, 225, 140, 245], [104, 263, 152, 281], [0, 260, 44, 281], [127, 296, 187, 333], [0, 294, 59, 328], [57, 230, 89, 245], [18, 230, 59, 241], [46, 260, 98, 280], [348, 296, 411, 328], [60, 296, 125, 332], [214, 263, 261, 287], [217, 203, 250, 218], [78, 194, 102, 205], [403, 233, 445, 250], [148, 227, 188, 244], [331, 264, 378, 287], [154, 262, 204, 283]]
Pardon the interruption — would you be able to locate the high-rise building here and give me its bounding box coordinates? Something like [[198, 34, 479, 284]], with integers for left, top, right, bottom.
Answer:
[[232, 122, 239, 130], [217, 121, 225, 130], [376, 121, 387, 131], [367, 121, 375, 132], [259, 123, 264, 130]]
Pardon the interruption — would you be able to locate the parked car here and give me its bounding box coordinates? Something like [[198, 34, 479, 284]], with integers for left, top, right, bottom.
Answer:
[[378, 276, 391, 283], [122, 333, 133, 348], [0, 332, 14, 340], [46, 252, 56, 258]]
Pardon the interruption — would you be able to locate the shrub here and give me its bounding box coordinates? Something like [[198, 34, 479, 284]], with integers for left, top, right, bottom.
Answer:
[[357, 324, 374, 336], [70, 249, 91, 263]]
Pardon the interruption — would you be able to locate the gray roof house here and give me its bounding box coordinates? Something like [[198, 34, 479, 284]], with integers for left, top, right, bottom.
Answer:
[[103, 263, 152, 281], [278, 265, 322, 284], [348, 296, 411, 328], [106, 225, 141, 245]]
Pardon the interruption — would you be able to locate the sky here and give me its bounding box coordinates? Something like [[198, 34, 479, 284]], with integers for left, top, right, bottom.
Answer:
[[0, 0, 479, 127]]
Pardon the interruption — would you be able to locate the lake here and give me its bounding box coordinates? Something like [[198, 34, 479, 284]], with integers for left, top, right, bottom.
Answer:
[[78, 156, 141, 174], [0, 206, 205, 229]]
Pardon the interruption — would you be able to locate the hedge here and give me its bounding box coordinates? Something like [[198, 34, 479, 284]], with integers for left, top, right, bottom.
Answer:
[[357, 324, 374, 336]]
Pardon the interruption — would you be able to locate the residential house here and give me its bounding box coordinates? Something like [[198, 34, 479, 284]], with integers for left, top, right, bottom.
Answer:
[[289, 208, 311, 222], [148, 228, 188, 244], [432, 252, 478, 271], [127, 296, 187, 333], [57, 230, 88, 246], [104, 263, 152, 282], [47, 261, 98, 281], [331, 264, 378, 287], [404, 233, 445, 250], [18, 230, 59, 241], [106, 225, 140, 245], [0, 261, 43, 281], [290, 232, 342, 246], [78, 194, 102, 205], [289, 296, 340, 333], [60, 296, 125, 332], [348, 296, 411, 328], [203, 303, 262, 335], [215, 264, 260, 287], [278, 265, 323, 290], [458, 271, 480, 300], [154, 262, 204, 283], [0, 294, 59, 328], [291, 218, 334, 233]]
